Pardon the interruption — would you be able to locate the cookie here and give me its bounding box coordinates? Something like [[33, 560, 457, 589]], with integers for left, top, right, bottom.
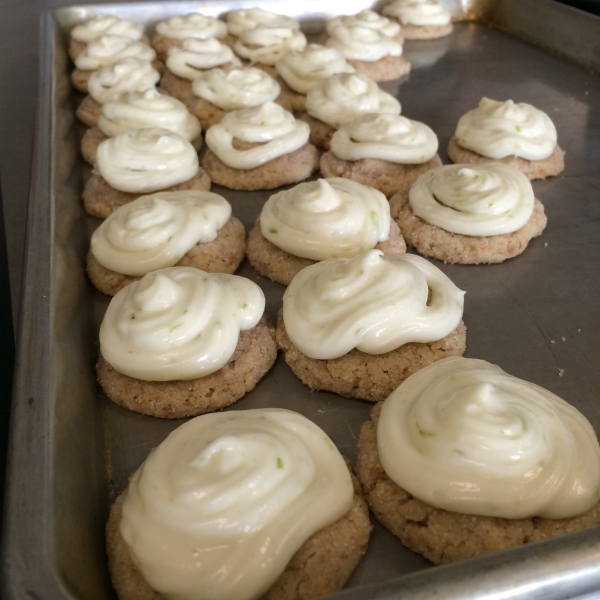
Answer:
[[346, 55, 411, 82], [300, 114, 337, 150], [397, 23, 453, 39]]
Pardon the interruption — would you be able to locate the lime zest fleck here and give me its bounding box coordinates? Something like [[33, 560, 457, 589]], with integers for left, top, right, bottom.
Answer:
[[277, 457, 284, 469], [269, 227, 278, 234], [416, 423, 436, 437], [170, 323, 183, 334]]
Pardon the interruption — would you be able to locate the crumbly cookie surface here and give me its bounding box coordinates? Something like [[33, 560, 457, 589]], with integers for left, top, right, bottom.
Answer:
[[356, 403, 600, 565], [276, 312, 466, 402], [447, 137, 565, 180], [97, 315, 277, 418], [83, 169, 211, 219], [320, 153, 443, 198], [390, 191, 547, 264], [106, 469, 371, 600], [300, 114, 336, 150], [160, 70, 194, 103], [76, 95, 103, 127], [346, 55, 411, 82], [395, 23, 453, 40], [247, 219, 406, 286], [87, 216, 246, 296]]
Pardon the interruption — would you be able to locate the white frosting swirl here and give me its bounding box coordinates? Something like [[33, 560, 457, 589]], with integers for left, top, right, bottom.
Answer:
[[409, 163, 535, 236], [205, 102, 309, 169], [155, 13, 227, 40], [455, 98, 558, 161], [91, 191, 231, 275], [100, 267, 265, 380], [378, 356, 600, 519], [234, 26, 307, 66], [261, 178, 390, 260], [97, 128, 199, 193], [71, 15, 144, 44], [383, 0, 452, 26], [306, 72, 401, 129], [166, 38, 240, 80], [226, 8, 300, 37], [283, 250, 464, 359], [326, 24, 402, 62], [75, 35, 156, 70], [192, 66, 280, 111], [98, 89, 201, 141], [327, 10, 401, 38], [331, 113, 438, 163], [121, 409, 354, 600], [88, 58, 160, 104], [275, 44, 355, 95]]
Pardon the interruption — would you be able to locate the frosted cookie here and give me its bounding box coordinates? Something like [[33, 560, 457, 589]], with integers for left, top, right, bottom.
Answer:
[[80, 89, 202, 165], [187, 66, 282, 130], [71, 35, 159, 93], [203, 102, 319, 191], [326, 10, 403, 43], [321, 113, 441, 197], [233, 24, 307, 79], [225, 8, 301, 48], [275, 44, 355, 112], [303, 72, 401, 149], [356, 357, 600, 564], [160, 38, 241, 103], [97, 267, 277, 417], [390, 163, 547, 264], [247, 178, 406, 285], [106, 409, 371, 600], [69, 15, 146, 61], [83, 128, 211, 219], [448, 98, 565, 180], [151, 13, 228, 60], [382, 0, 453, 40], [277, 250, 466, 401], [325, 24, 409, 82], [87, 191, 245, 295]]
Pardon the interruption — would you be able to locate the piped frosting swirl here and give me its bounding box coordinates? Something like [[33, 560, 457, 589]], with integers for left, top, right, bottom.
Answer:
[[234, 26, 307, 66], [166, 38, 241, 80], [326, 24, 402, 62], [383, 0, 452, 26], [327, 10, 401, 38], [155, 13, 227, 40], [226, 8, 300, 37], [75, 35, 156, 70], [71, 15, 144, 44]]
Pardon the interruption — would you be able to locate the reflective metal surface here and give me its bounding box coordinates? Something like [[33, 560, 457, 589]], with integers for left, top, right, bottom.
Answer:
[[3, 1, 600, 599]]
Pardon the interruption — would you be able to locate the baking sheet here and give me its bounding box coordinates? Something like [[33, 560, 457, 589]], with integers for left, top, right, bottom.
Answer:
[[3, 1, 600, 599]]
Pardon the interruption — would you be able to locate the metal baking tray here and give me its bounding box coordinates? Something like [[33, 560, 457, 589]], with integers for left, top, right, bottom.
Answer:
[[3, 1, 600, 598]]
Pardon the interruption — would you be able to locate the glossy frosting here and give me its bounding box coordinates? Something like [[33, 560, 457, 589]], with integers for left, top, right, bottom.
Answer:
[[383, 0, 452, 26], [283, 250, 464, 359], [100, 267, 264, 380], [96, 128, 199, 193], [88, 57, 160, 104], [226, 8, 300, 37], [326, 24, 402, 62], [91, 190, 231, 275], [155, 12, 227, 40], [120, 408, 354, 600], [455, 98, 558, 160], [327, 10, 401, 38], [409, 163, 535, 236], [166, 38, 241, 80], [192, 66, 280, 111], [75, 34, 156, 70], [305, 72, 401, 129], [234, 26, 307, 66], [205, 102, 309, 169], [330, 113, 438, 163], [378, 356, 600, 519], [260, 178, 390, 260], [71, 15, 144, 43]]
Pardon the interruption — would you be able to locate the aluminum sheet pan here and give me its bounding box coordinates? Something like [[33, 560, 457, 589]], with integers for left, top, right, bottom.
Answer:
[[3, 1, 600, 599]]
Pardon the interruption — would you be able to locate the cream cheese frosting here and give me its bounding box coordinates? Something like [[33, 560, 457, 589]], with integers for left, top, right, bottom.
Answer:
[[326, 24, 402, 62], [98, 89, 201, 141], [226, 8, 300, 37], [96, 128, 199, 193], [192, 66, 280, 111], [75, 35, 156, 70], [283, 250, 464, 359], [100, 267, 265, 381], [409, 163, 535, 236], [455, 98, 558, 160], [378, 356, 600, 519], [327, 10, 401, 39], [260, 178, 390, 260], [205, 102, 309, 169], [166, 38, 241, 80], [275, 44, 355, 95], [305, 72, 401, 129], [234, 26, 307, 66], [382, 0, 452, 26], [330, 113, 438, 163], [155, 12, 227, 40], [91, 191, 231, 276], [71, 15, 144, 44], [88, 57, 160, 104], [120, 408, 354, 600]]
